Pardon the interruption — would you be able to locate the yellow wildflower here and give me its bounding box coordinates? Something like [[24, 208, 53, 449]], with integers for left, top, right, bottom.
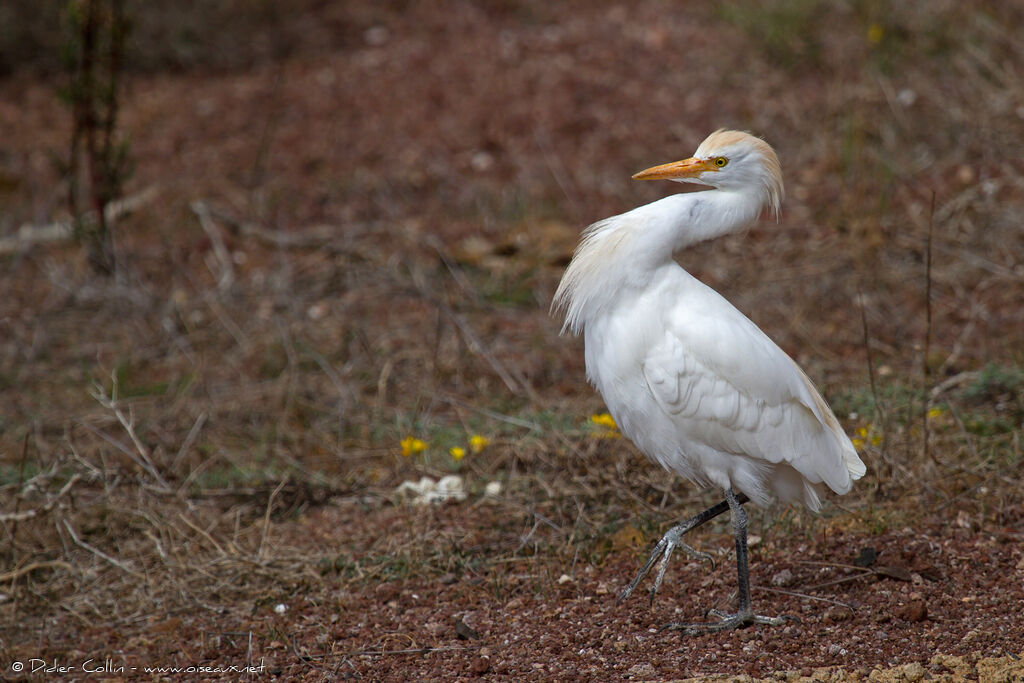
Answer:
[[450, 446, 466, 461], [590, 412, 620, 438], [852, 425, 881, 450], [469, 435, 490, 453], [400, 436, 427, 457], [926, 407, 944, 420], [867, 23, 884, 44]]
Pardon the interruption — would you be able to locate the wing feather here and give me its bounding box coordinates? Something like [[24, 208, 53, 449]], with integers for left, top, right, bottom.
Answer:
[[640, 288, 863, 498]]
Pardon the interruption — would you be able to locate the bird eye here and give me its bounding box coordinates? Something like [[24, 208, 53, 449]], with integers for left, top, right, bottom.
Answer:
[[713, 157, 728, 168]]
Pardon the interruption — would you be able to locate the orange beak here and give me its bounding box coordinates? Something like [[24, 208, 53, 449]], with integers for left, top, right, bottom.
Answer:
[[632, 157, 716, 181]]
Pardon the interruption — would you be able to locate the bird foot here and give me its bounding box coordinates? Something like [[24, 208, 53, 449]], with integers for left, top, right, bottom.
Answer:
[[659, 609, 799, 635], [617, 524, 714, 605]]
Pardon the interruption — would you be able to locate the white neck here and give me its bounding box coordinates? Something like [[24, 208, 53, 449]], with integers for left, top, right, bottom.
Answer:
[[553, 187, 766, 334]]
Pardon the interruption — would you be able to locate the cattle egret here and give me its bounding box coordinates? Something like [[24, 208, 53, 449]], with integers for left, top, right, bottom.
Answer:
[[553, 130, 866, 633]]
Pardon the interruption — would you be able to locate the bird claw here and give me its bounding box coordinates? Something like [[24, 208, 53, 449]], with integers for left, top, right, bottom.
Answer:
[[617, 525, 713, 605], [659, 610, 799, 635]]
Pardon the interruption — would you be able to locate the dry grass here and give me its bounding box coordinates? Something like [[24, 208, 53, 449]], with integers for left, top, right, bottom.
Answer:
[[0, 0, 1022, 675]]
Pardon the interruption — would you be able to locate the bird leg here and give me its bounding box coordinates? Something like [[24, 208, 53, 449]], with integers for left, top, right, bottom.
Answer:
[[617, 493, 749, 605], [660, 488, 798, 634]]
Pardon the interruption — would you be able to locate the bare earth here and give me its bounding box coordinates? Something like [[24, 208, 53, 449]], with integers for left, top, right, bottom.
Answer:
[[276, 498, 1024, 681]]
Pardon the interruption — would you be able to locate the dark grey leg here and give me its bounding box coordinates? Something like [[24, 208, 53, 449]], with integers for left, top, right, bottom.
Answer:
[[660, 488, 796, 634], [618, 492, 750, 605]]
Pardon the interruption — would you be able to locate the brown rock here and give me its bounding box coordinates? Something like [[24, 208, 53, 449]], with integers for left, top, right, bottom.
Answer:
[[455, 617, 481, 640], [470, 656, 491, 675], [823, 607, 851, 623], [897, 599, 928, 622]]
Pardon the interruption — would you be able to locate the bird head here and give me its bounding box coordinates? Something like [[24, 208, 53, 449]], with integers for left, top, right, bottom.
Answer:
[[632, 130, 784, 217]]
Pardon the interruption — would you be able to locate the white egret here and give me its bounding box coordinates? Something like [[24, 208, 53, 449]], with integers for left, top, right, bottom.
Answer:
[[553, 130, 866, 633]]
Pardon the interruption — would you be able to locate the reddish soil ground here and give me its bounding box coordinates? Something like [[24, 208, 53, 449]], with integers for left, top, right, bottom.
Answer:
[[14, 497, 1024, 681]]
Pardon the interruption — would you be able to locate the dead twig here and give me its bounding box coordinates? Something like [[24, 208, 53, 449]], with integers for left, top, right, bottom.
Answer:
[[204, 295, 250, 351], [438, 394, 541, 431], [448, 308, 527, 397], [929, 370, 981, 399], [202, 202, 372, 259], [171, 411, 208, 473], [341, 645, 476, 657], [88, 371, 171, 490], [5, 434, 31, 540], [408, 269, 534, 399], [60, 518, 144, 579], [0, 474, 83, 522], [0, 560, 76, 584], [257, 478, 289, 562], [178, 512, 229, 557], [191, 200, 236, 290], [0, 186, 158, 255], [856, 285, 890, 469], [754, 585, 855, 610], [798, 559, 914, 590]]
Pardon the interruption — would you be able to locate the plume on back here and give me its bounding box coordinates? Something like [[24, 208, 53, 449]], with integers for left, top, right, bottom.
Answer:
[[552, 215, 633, 335]]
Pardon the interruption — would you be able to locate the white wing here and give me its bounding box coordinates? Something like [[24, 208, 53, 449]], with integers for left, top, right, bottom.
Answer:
[[639, 281, 865, 506]]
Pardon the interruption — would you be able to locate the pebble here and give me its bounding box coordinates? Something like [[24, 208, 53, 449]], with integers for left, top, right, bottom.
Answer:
[[470, 656, 490, 675], [903, 662, 926, 682], [364, 26, 390, 46], [771, 568, 794, 587], [897, 599, 928, 622], [823, 607, 851, 623], [627, 663, 657, 678], [455, 617, 480, 640]]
